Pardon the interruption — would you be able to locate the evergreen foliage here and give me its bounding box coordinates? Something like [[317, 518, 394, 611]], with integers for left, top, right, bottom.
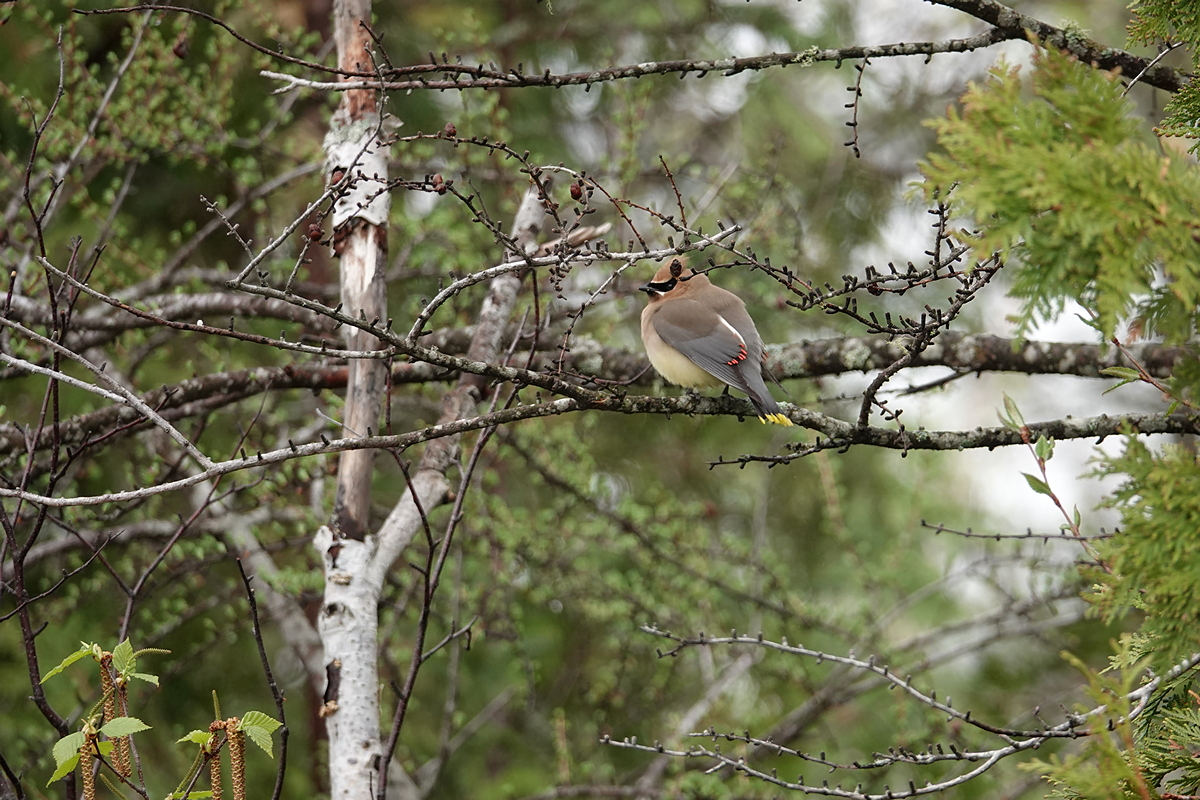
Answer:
[[1092, 439, 1200, 672], [921, 46, 1200, 341], [1129, 0, 1200, 145], [1137, 698, 1200, 796], [921, 6, 1200, 795]]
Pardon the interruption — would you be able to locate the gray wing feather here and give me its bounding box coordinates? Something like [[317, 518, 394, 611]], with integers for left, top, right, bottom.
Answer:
[[652, 300, 752, 391], [652, 299, 781, 417]]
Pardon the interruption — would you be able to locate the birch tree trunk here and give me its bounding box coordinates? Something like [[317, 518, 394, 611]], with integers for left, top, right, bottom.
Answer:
[[315, 183, 550, 800], [315, 6, 553, 796], [328, 0, 388, 544], [319, 2, 390, 799]]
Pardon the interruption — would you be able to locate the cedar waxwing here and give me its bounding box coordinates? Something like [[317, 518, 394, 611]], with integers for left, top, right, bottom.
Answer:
[[640, 258, 793, 426]]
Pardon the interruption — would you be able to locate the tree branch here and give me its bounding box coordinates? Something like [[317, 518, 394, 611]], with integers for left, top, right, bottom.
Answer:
[[928, 0, 1188, 92], [3, 393, 1197, 507], [260, 7, 1188, 97], [261, 31, 1015, 93]]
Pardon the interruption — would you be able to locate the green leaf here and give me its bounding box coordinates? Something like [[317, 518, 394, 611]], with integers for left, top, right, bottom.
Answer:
[[52, 732, 86, 767], [242, 724, 272, 757], [100, 717, 150, 737], [999, 393, 1025, 430], [129, 672, 160, 686], [165, 792, 213, 800], [111, 639, 134, 674], [47, 753, 79, 785], [1101, 367, 1142, 394], [238, 710, 282, 734], [1023, 473, 1053, 497], [1033, 435, 1055, 462], [241, 714, 283, 758], [1092, 438, 1200, 671], [1102, 378, 1138, 395], [921, 46, 1200, 341], [177, 730, 213, 746], [239, 711, 282, 757], [41, 645, 94, 684]]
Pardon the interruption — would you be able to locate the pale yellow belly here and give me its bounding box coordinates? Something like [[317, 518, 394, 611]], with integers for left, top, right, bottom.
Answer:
[[646, 339, 723, 389]]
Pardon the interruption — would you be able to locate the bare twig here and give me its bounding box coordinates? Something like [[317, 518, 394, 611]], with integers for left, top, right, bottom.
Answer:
[[235, 561, 289, 800]]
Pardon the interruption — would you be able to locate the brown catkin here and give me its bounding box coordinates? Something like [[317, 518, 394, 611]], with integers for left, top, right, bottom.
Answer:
[[82, 747, 97, 800], [114, 736, 131, 778], [210, 745, 223, 800], [114, 679, 131, 777], [228, 722, 245, 800], [99, 653, 131, 777], [99, 655, 116, 725]]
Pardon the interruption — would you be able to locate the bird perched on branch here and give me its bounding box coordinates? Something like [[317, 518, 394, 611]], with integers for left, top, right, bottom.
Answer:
[[640, 258, 793, 426]]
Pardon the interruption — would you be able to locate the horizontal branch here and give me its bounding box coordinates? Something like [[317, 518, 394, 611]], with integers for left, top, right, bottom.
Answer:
[[0, 330, 1184, 459], [0, 361, 448, 457], [929, 0, 1187, 92], [2, 383, 1197, 506], [262, 31, 1016, 92], [516, 787, 683, 800], [514, 330, 1182, 388], [3, 293, 1179, 392], [89, 2, 1188, 96], [605, 733, 1026, 799], [638, 630, 1194, 740], [729, 403, 1200, 462], [3, 291, 333, 347], [772, 332, 1183, 381], [0, 397, 584, 507], [262, 5, 1186, 96]]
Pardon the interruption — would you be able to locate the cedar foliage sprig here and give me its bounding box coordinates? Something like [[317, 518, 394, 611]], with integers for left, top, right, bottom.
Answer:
[[1091, 439, 1200, 672], [921, 46, 1200, 342], [1022, 646, 1150, 800], [1129, 0, 1200, 146]]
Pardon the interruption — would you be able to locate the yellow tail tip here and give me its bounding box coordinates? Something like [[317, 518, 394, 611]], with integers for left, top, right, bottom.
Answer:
[[761, 413, 794, 427]]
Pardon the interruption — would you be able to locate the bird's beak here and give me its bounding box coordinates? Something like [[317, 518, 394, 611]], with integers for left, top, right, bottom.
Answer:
[[640, 278, 675, 295]]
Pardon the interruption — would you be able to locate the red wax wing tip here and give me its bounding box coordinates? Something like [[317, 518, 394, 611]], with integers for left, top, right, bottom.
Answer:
[[726, 344, 749, 366]]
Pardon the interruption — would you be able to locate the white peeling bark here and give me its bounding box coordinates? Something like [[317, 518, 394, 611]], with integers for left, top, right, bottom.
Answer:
[[327, 119, 391, 231], [326, 112, 390, 542], [315, 526, 382, 800]]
